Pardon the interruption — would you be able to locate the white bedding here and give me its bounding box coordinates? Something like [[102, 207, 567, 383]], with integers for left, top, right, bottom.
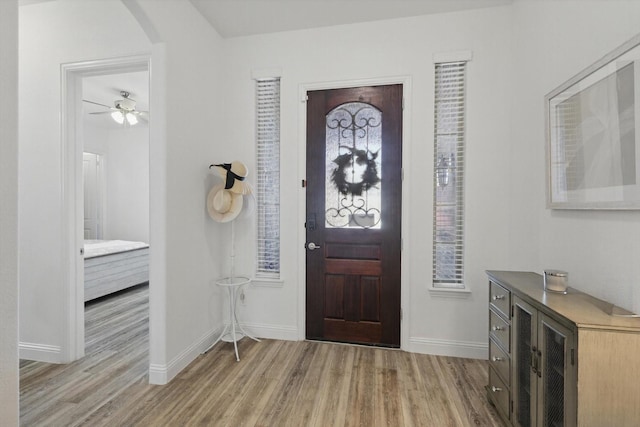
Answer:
[[84, 239, 149, 259], [84, 239, 150, 301]]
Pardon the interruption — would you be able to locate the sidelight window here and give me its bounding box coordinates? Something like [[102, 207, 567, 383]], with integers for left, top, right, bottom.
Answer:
[[432, 56, 469, 289], [255, 77, 280, 278]]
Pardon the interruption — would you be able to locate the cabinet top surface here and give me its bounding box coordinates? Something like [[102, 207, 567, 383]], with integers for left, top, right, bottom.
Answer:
[[486, 270, 640, 332]]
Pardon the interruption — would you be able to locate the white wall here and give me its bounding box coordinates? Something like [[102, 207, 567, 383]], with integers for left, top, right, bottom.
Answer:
[[84, 123, 150, 243], [19, 0, 232, 384], [104, 126, 150, 243], [20, 0, 229, 384], [509, 0, 640, 313], [133, 0, 227, 382], [83, 121, 109, 155], [0, 0, 19, 423], [221, 7, 514, 356], [19, 0, 152, 361]]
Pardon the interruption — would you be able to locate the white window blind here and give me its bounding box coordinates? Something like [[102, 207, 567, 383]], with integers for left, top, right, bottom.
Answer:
[[432, 61, 467, 288], [256, 78, 281, 278]]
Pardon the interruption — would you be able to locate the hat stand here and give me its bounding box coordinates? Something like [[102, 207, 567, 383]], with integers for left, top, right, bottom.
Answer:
[[230, 219, 236, 281], [203, 204, 260, 361]]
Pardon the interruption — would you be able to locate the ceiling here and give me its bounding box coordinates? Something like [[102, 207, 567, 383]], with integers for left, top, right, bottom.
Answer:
[[31, 0, 511, 128], [82, 71, 149, 129], [189, 0, 513, 38]]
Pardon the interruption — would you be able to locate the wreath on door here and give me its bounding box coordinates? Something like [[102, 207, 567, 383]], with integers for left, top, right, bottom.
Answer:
[[331, 147, 380, 196]]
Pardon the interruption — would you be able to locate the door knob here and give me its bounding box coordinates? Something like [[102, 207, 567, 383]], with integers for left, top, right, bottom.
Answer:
[[307, 242, 321, 251]]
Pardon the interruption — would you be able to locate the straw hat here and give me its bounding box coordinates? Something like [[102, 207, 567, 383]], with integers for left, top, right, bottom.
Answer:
[[206, 184, 244, 223], [211, 161, 251, 195]]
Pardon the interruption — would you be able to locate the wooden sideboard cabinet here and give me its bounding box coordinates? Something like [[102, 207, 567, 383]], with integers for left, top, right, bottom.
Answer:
[[486, 271, 640, 427]]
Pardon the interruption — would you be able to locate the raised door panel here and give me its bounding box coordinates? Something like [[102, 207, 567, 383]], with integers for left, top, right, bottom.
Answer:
[[83, 152, 101, 239]]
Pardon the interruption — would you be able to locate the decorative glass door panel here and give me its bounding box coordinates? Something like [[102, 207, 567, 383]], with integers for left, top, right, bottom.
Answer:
[[513, 297, 537, 427], [325, 102, 382, 229], [513, 297, 577, 427], [542, 322, 565, 426], [539, 315, 576, 427]]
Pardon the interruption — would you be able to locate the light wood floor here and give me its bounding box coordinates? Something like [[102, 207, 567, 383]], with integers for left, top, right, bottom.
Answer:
[[20, 285, 504, 426]]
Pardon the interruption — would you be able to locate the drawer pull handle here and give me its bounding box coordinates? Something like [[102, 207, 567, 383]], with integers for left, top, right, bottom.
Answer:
[[492, 295, 505, 301], [492, 356, 503, 362], [491, 386, 503, 393], [491, 326, 504, 332]]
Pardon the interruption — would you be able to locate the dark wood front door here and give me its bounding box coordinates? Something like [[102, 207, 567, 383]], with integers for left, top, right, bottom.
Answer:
[[305, 85, 402, 347]]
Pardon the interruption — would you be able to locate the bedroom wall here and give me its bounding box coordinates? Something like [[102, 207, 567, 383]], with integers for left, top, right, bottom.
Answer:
[[103, 126, 150, 243], [221, 6, 514, 356], [83, 122, 109, 154], [0, 0, 19, 423], [18, 0, 152, 362], [83, 122, 150, 243], [509, 0, 640, 314]]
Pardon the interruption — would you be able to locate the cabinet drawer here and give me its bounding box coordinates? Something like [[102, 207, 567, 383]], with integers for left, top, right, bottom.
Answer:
[[490, 309, 510, 352], [490, 281, 511, 319], [488, 367, 510, 420], [489, 337, 510, 386]]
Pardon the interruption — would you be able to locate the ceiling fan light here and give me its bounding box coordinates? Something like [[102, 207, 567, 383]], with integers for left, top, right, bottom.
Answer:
[[111, 111, 124, 124], [126, 112, 138, 126]]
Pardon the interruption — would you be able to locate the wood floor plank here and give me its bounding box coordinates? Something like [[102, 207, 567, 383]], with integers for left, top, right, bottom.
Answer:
[[376, 348, 403, 427], [20, 285, 505, 426], [308, 342, 355, 427]]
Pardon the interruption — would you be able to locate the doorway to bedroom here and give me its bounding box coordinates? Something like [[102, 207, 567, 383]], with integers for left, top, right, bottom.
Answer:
[[81, 71, 150, 307], [62, 56, 151, 361]]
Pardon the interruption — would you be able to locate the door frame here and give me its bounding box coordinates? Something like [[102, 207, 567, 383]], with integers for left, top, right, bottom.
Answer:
[[297, 76, 413, 350], [61, 53, 156, 362]]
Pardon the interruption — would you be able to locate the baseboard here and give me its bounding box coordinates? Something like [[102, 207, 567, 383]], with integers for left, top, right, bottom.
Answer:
[[148, 363, 167, 385], [407, 336, 488, 359], [148, 325, 223, 385], [148, 322, 298, 385], [238, 321, 298, 341], [19, 342, 62, 363]]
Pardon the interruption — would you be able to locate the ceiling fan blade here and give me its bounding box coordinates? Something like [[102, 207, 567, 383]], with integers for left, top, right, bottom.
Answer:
[[89, 111, 114, 115], [82, 99, 113, 109]]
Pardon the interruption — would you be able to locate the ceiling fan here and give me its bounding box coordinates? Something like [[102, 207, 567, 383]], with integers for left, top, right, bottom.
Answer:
[[83, 90, 148, 126]]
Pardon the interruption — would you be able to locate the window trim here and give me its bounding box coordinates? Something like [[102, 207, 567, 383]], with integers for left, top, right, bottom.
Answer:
[[431, 53, 471, 291], [254, 76, 281, 279]]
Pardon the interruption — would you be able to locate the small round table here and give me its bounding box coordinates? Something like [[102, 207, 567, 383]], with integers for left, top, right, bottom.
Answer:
[[203, 276, 260, 361]]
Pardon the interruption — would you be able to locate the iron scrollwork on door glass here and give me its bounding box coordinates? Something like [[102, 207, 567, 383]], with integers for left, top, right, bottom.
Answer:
[[325, 102, 382, 229]]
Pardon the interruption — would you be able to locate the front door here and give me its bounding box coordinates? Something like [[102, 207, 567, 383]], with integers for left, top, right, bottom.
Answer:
[[305, 85, 402, 347]]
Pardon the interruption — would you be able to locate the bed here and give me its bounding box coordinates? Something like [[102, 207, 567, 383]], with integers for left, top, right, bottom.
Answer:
[[84, 239, 149, 302]]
